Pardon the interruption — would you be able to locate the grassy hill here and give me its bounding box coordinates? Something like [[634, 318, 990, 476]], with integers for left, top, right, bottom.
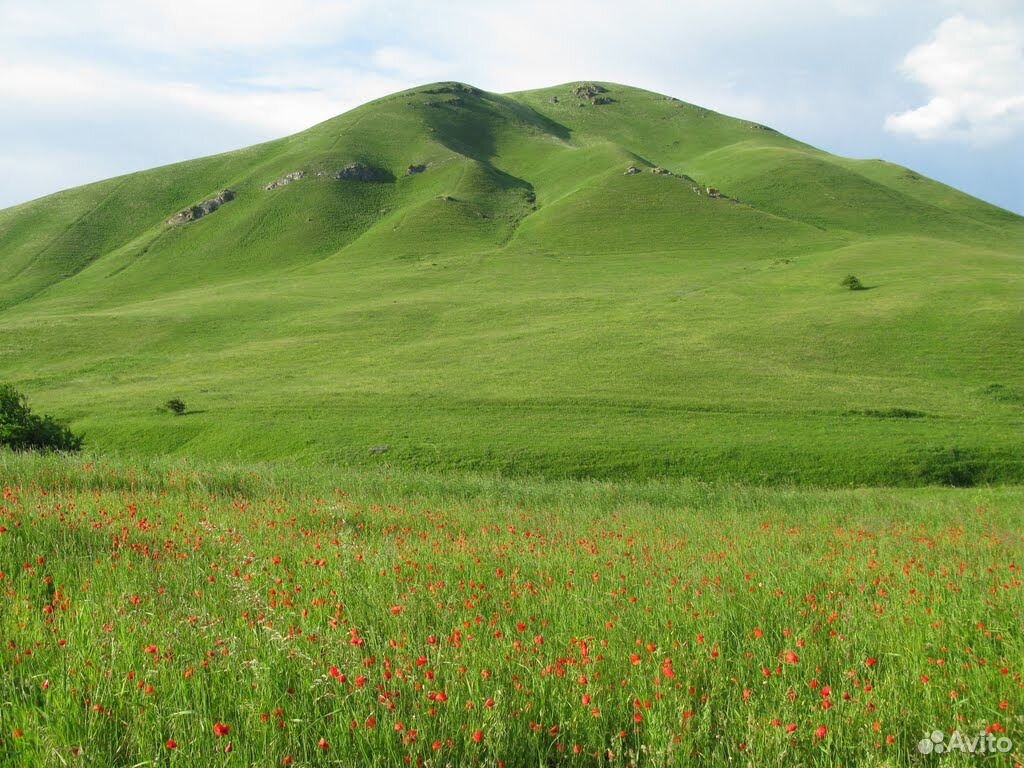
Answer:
[[1, 81, 1021, 484]]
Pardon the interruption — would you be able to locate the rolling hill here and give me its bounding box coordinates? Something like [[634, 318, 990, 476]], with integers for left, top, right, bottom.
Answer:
[[0, 81, 1021, 484]]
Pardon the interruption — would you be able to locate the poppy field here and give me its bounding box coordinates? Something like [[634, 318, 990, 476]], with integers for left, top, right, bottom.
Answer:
[[1, 454, 1022, 766]]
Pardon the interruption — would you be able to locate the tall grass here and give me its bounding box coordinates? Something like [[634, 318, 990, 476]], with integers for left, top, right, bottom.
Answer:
[[2, 452, 1021, 766]]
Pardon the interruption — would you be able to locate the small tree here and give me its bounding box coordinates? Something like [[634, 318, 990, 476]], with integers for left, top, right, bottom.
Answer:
[[841, 274, 865, 291], [165, 398, 187, 415], [0, 384, 83, 452]]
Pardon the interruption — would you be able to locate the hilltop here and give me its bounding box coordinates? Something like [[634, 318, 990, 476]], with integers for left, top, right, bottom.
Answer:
[[0, 81, 1021, 484]]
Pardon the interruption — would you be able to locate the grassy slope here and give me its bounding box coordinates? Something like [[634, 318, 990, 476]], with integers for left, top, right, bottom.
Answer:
[[0, 81, 1021, 484]]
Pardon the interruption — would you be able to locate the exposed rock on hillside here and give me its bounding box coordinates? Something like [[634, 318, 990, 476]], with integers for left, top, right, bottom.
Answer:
[[573, 83, 607, 98], [336, 163, 389, 182], [264, 171, 305, 191], [651, 166, 672, 175], [573, 83, 615, 105], [624, 165, 641, 175], [167, 190, 235, 225], [406, 164, 427, 176], [423, 83, 480, 96]]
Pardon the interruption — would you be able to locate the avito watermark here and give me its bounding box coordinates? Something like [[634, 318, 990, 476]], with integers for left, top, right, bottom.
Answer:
[[918, 729, 1013, 756]]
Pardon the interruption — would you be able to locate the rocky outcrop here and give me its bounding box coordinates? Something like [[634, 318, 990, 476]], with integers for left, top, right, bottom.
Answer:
[[706, 187, 722, 198], [624, 165, 642, 175], [423, 83, 480, 96], [406, 164, 427, 176], [167, 189, 235, 225], [651, 166, 672, 176], [335, 163, 389, 182], [573, 83, 607, 98], [573, 83, 615, 105], [264, 171, 305, 191]]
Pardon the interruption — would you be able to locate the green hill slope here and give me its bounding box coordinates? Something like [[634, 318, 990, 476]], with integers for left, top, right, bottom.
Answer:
[[1, 81, 1021, 484]]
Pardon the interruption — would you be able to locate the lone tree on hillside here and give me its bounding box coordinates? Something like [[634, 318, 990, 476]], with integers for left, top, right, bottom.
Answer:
[[841, 274, 866, 291], [0, 384, 83, 452]]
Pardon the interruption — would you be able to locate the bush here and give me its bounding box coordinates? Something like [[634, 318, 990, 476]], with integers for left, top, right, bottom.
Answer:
[[0, 384, 83, 452], [165, 398, 187, 415], [840, 274, 865, 291]]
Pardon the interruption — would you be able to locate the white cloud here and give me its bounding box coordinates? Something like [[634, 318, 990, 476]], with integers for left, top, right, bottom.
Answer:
[[371, 46, 449, 82], [885, 15, 1024, 142], [0, 0, 371, 52], [0, 56, 411, 136]]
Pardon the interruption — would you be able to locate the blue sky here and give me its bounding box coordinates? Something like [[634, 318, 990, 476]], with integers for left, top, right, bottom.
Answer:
[[1, 0, 1021, 213]]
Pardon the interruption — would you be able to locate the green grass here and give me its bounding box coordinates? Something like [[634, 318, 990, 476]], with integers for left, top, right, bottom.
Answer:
[[1, 451, 1022, 766], [0, 81, 1021, 483]]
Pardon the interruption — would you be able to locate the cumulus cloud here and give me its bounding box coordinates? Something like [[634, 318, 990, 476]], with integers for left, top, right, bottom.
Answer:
[[885, 15, 1024, 142]]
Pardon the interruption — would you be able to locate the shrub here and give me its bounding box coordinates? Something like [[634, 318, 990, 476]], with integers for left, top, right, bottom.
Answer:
[[0, 384, 83, 452], [165, 398, 187, 415], [840, 274, 865, 291]]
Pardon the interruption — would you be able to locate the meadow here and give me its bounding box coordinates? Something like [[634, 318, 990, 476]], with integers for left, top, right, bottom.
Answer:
[[1, 451, 1021, 766]]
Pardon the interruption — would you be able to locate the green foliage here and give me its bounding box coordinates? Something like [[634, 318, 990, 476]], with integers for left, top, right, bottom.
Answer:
[[165, 397, 187, 415], [0, 81, 1020, 483], [0, 384, 82, 452], [840, 274, 865, 290]]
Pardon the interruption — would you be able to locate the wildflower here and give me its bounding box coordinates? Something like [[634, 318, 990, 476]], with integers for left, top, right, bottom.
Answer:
[[213, 722, 230, 737]]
